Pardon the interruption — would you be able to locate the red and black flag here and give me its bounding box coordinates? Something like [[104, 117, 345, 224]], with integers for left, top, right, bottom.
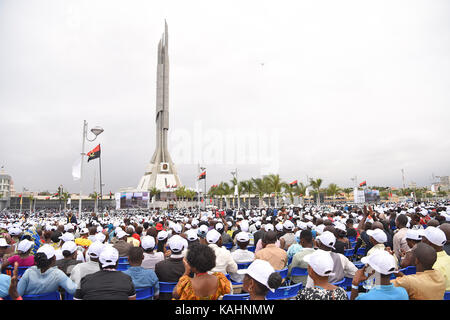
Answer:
[[359, 181, 367, 187], [87, 144, 101, 162], [289, 180, 298, 186], [198, 171, 206, 180]]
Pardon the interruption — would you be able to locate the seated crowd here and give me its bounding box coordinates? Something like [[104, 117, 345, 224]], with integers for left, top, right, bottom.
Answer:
[[0, 202, 449, 300]]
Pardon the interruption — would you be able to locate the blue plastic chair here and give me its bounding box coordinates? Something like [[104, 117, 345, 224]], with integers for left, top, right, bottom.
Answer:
[[444, 291, 450, 300], [354, 262, 364, 269], [225, 273, 243, 286], [118, 257, 128, 264], [266, 282, 303, 300], [356, 247, 366, 257], [399, 266, 416, 275], [237, 262, 252, 270], [287, 256, 293, 265], [332, 279, 346, 287], [348, 237, 356, 243], [347, 291, 351, 299], [159, 281, 177, 293], [290, 267, 308, 277], [222, 293, 250, 300], [3, 266, 29, 278], [247, 246, 256, 252], [136, 286, 154, 300], [344, 249, 354, 259], [223, 243, 233, 250], [117, 263, 130, 271], [22, 291, 61, 300], [276, 268, 289, 280], [64, 292, 74, 300]]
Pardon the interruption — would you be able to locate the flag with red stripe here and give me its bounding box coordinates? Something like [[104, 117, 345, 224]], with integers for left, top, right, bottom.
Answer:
[[87, 144, 101, 162]]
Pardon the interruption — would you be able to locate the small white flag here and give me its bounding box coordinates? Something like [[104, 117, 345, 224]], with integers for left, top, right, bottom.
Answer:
[[234, 185, 238, 196], [72, 157, 82, 181], [305, 188, 310, 197], [67, 198, 71, 205]]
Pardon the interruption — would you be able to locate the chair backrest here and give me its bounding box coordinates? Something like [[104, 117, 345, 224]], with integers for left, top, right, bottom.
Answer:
[[237, 262, 252, 270], [290, 267, 308, 277], [400, 266, 416, 275], [356, 247, 366, 256], [222, 293, 250, 300], [266, 282, 302, 300], [348, 237, 356, 243], [225, 273, 243, 285], [159, 281, 177, 293], [223, 243, 233, 250], [287, 256, 293, 266], [4, 266, 29, 278], [117, 263, 130, 271], [22, 291, 61, 300], [136, 286, 154, 300], [276, 268, 289, 280], [247, 246, 256, 252], [344, 249, 354, 257], [444, 291, 450, 300], [332, 279, 346, 286], [354, 262, 364, 269], [64, 291, 74, 300], [118, 257, 128, 264]]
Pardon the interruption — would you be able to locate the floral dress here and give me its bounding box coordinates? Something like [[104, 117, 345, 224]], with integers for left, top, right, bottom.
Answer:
[[296, 286, 348, 300], [175, 272, 231, 300]]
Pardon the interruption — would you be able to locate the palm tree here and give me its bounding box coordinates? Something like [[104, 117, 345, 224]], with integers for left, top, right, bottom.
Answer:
[[327, 183, 340, 204], [265, 174, 284, 208], [61, 191, 70, 210], [149, 187, 160, 209], [252, 178, 268, 207], [342, 187, 353, 200], [282, 183, 296, 204], [230, 177, 238, 207], [309, 178, 323, 205], [240, 180, 254, 208], [217, 182, 232, 209], [295, 182, 307, 204]]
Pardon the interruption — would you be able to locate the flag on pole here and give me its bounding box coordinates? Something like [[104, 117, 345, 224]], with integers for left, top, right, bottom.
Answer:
[[305, 188, 310, 197], [234, 185, 238, 196], [289, 180, 298, 186], [359, 181, 367, 187], [198, 171, 206, 180], [72, 157, 82, 181], [87, 144, 101, 162]]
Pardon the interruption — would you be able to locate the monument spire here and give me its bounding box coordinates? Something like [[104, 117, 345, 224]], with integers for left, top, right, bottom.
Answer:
[[137, 21, 182, 195]]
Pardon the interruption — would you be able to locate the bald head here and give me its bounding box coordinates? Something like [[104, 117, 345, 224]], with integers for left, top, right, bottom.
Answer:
[[427, 220, 439, 228], [413, 242, 437, 270], [439, 224, 450, 243], [372, 222, 383, 230]]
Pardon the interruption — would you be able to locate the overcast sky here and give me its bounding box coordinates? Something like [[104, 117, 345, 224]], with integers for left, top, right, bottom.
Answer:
[[0, 0, 449, 195]]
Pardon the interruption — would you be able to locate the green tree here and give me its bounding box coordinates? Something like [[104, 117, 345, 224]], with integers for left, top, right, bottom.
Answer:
[[240, 180, 254, 208], [282, 183, 296, 204], [326, 183, 341, 203], [265, 174, 284, 208], [309, 178, 323, 205], [252, 178, 268, 208]]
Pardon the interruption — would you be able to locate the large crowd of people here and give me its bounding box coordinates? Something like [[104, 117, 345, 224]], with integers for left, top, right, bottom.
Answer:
[[0, 201, 449, 300]]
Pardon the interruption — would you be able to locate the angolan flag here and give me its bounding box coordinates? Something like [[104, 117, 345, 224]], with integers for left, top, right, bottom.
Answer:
[[359, 181, 367, 187], [290, 180, 298, 186], [87, 144, 101, 162], [198, 171, 206, 180]]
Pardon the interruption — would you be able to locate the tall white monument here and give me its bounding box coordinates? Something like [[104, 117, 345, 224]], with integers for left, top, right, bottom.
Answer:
[[137, 21, 182, 193]]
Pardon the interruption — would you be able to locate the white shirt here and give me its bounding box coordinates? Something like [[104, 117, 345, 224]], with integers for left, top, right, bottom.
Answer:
[[208, 243, 238, 275], [230, 249, 255, 283], [305, 253, 357, 288], [141, 251, 164, 270], [69, 260, 100, 289]]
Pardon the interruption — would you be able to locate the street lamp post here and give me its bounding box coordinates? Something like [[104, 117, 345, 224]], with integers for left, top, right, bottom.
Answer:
[[200, 166, 206, 210], [231, 168, 239, 209], [79, 120, 104, 218]]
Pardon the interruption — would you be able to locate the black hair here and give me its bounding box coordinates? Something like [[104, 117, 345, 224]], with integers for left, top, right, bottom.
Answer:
[[51, 232, 61, 243], [346, 218, 354, 225], [396, 214, 408, 227], [156, 238, 167, 253], [143, 222, 150, 230], [300, 230, 313, 243], [262, 231, 277, 244], [186, 243, 216, 273], [128, 247, 144, 263], [237, 240, 249, 249], [34, 252, 53, 270], [187, 239, 200, 247], [252, 272, 282, 296]]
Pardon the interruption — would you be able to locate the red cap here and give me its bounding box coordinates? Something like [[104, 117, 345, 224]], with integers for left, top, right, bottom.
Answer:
[[156, 223, 163, 231]]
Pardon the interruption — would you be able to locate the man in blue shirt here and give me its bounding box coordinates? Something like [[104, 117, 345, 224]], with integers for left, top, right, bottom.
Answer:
[[350, 250, 408, 300], [123, 247, 159, 299]]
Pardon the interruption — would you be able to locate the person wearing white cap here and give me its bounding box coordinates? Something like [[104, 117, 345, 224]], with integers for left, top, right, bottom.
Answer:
[[238, 259, 282, 300], [255, 231, 287, 271], [69, 241, 105, 289], [305, 231, 357, 288], [17, 244, 77, 297], [74, 247, 136, 300], [279, 220, 296, 250], [113, 230, 133, 257], [141, 236, 164, 271], [421, 226, 450, 290], [205, 229, 237, 275], [254, 224, 282, 253], [296, 250, 348, 300], [399, 229, 424, 268], [55, 241, 81, 276], [1, 239, 35, 271], [286, 230, 303, 262], [392, 242, 446, 300], [350, 250, 408, 300], [229, 232, 255, 283], [393, 214, 410, 261]]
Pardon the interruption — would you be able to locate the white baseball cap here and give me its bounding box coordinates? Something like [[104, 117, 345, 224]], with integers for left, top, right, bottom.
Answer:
[[95, 233, 106, 243], [423, 226, 447, 247], [264, 224, 274, 232], [240, 220, 249, 232], [237, 259, 277, 292], [283, 220, 295, 230], [406, 229, 424, 241], [17, 239, 34, 253], [168, 235, 185, 252], [80, 228, 89, 235], [316, 231, 336, 250], [236, 232, 250, 243], [186, 229, 198, 242], [64, 223, 74, 231], [141, 236, 156, 250], [59, 232, 75, 242], [37, 244, 56, 259], [87, 241, 105, 258], [0, 238, 10, 247], [61, 241, 77, 254], [215, 223, 224, 231], [99, 247, 119, 268], [8, 227, 22, 236], [275, 223, 284, 232], [172, 224, 182, 234], [198, 224, 209, 236], [116, 230, 128, 239], [157, 230, 169, 241], [206, 229, 221, 244], [367, 229, 387, 244], [304, 250, 335, 277], [361, 250, 397, 275]]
